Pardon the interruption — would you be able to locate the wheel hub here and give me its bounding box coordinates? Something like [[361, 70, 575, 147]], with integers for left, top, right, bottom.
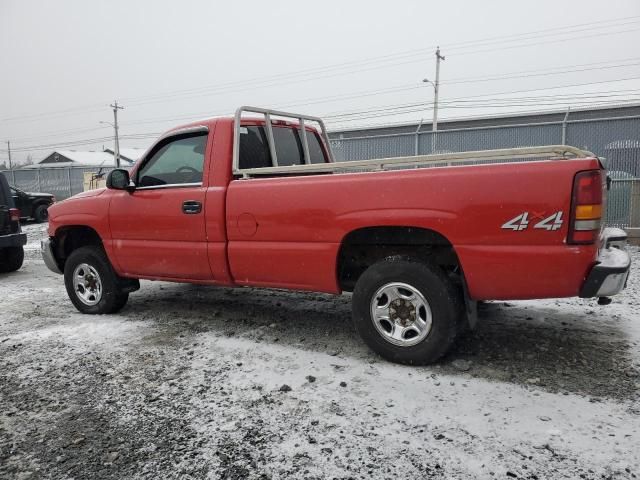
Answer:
[[85, 274, 97, 290], [389, 298, 416, 326], [370, 282, 433, 347], [72, 263, 103, 306]]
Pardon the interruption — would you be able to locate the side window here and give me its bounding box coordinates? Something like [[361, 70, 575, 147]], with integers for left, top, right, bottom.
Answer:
[[272, 126, 303, 166], [239, 126, 272, 169], [306, 131, 327, 164], [138, 133, 207, 187]]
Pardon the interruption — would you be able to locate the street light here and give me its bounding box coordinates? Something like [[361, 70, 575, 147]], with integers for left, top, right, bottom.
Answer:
[[422, 77, 439, 153], [422, 78, 435, 89]]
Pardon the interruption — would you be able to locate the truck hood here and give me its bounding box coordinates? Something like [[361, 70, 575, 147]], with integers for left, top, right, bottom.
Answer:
[[51, 187, 106, 207]]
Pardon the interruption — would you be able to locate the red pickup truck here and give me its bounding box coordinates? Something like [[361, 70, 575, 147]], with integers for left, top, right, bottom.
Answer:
[[41, 107, 631, 364]]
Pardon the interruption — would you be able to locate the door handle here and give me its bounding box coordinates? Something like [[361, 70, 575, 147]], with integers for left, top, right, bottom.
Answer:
[[182, 200, 202, 214]]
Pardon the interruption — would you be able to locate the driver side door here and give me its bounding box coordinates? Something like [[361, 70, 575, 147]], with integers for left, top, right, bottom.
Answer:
[[109, 130, 213, 280]]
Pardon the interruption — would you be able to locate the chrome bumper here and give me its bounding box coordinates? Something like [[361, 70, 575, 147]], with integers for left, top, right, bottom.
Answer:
[[41, 238, 62, 274], [579, 228, 631, 298]]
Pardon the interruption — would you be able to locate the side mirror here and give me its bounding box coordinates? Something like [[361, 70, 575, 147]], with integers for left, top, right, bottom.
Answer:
[[106, 169, 134, 191]]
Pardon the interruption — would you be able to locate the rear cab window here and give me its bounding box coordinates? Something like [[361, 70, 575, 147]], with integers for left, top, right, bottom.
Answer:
[[239, 125, 328, 169]]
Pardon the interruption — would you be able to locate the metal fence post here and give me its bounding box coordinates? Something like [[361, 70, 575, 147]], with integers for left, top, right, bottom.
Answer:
[[414, 119, 424, 156], [36, 169, 42, 192], [67, 168, 72, 198], [628, 180, 640, 244], [561, 107, 570, 145]]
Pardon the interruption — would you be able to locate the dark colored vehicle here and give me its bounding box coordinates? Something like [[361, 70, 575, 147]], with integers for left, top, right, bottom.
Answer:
[[11, 186, 55, 222], [0, 173, 26, 272]]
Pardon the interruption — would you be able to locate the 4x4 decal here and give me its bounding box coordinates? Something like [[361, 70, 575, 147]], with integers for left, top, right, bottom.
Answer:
[[502, 211, 563, 231]]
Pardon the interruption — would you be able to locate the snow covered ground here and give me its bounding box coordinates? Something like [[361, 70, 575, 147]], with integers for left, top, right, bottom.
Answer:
[[1, 222, 639, 479]]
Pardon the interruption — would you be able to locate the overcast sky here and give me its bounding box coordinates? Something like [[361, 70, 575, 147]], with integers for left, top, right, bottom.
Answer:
[[1, 0, 639, 164]]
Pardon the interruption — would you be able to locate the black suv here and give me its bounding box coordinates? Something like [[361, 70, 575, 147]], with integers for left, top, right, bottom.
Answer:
[[11, 186, 55, 223], [0, 173, 26, 272]]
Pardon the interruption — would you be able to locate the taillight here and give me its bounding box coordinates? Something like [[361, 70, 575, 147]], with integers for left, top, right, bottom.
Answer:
[[568, 170, 603, 245], [9, 208, 20, 222]]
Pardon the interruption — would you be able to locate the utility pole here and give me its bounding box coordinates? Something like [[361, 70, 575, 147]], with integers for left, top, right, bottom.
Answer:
[[6, 141, 12, 170], [110, 101, 124, 168], [432, 47, 445, 133]]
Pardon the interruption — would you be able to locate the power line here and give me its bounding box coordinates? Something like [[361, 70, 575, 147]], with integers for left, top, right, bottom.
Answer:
[[119, 27, 640, 110], [7, 133, 159, 153], [442, 60, 640, 85], [3, 15, 640, 124], [449, 27, 640, 57], [10, 54, 640, 144], [445, 19, 640, 53], [325, 102, 640, 131], [115, 16, 640, 105], [9, 78, 640, 151], [10, 91, 640, 153], [323, 91, 640, 118], [115, 66, 640, 129]]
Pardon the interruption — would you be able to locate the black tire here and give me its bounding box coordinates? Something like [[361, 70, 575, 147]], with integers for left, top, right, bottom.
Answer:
[[34, 204, 49, 223], [64, 246, 129, 314], [0, 247, 24, 273], [352, 257, 463, 365]]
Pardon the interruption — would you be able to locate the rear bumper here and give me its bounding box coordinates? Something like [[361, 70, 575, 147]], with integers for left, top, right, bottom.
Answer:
[[41, 237, 62, 274], [579, 228, 631, 298], [0, 232, 27, 248]]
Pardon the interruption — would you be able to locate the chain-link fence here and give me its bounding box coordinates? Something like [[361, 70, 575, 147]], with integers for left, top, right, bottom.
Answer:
[[329, 116, 640, 167], [0, 167, 114, 200], [607, 179, 640, 229]]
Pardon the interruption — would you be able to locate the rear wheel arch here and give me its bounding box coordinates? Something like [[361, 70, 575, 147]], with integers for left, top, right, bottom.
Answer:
[[336, 226, 463, 292]]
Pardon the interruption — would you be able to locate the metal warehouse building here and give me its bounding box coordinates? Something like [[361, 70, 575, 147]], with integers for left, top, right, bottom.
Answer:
[[328, 103, 640, 177]]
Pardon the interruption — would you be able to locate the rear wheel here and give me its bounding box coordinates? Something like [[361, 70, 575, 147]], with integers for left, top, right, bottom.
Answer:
[[34, 204, 49, 223], [64, 246, 129, 314], [0, 247, 24, 273], [352, 257, 463, 365]]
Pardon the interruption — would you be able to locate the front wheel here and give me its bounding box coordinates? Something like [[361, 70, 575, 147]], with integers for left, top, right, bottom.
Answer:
[[352, 257, 463, 365], [64, 246, 129, 314]]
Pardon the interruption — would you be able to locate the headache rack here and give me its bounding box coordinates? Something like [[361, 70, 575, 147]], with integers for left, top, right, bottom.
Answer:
[[232, 106, 596, 178]]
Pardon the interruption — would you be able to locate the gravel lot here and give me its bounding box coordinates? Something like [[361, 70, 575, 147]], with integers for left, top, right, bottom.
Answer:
[[1, 222, 639, 479]]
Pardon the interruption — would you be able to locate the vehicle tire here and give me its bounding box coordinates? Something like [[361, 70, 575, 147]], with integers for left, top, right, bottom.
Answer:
[[352, 256, 463, 365], [34, 204, 49, 223], [0, 247, 24, 273], [64, 246, 129, 314]]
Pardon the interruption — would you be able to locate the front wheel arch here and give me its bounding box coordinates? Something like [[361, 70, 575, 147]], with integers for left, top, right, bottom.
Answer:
[[52, 226, 104, 271]]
